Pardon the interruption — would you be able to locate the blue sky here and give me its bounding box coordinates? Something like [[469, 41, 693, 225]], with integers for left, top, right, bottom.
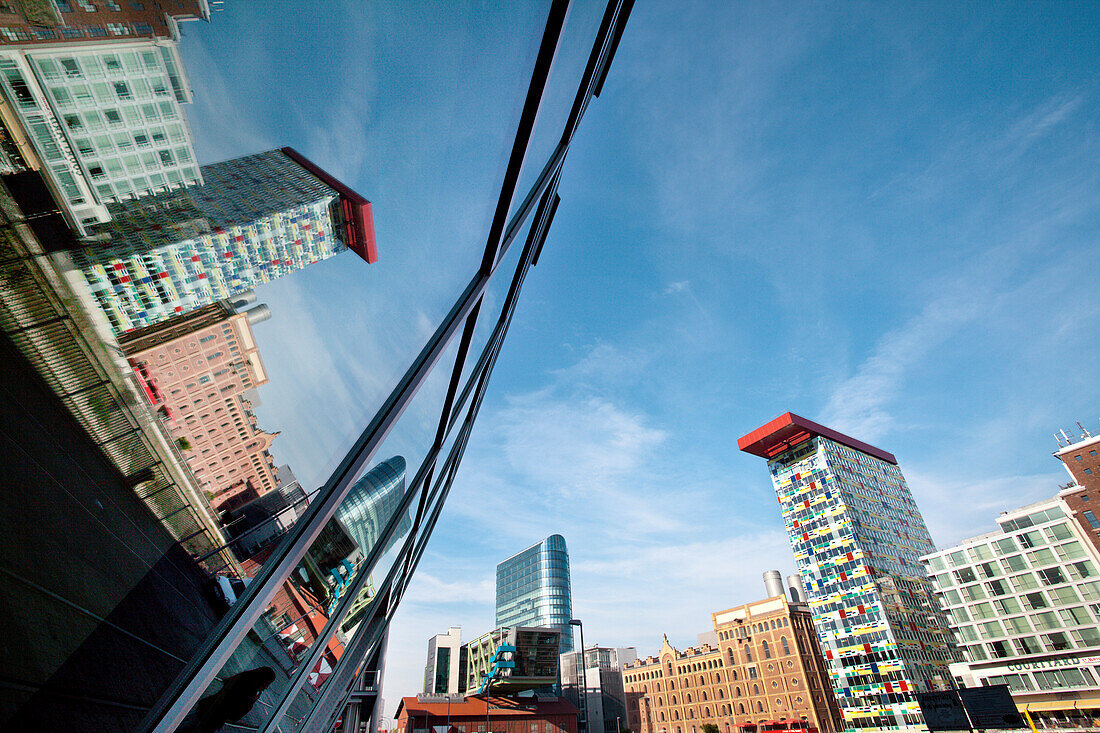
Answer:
[[178, 1, 1099, 718]]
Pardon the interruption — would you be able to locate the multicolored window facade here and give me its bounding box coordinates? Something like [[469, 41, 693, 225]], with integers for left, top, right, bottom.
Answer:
[[767, 436, 957, 731], [74, 149, 350, 334], [496, 534, 573, 653]]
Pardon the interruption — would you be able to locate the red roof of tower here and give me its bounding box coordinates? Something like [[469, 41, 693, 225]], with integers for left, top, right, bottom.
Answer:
[[280, 147, 377, 264], [737, 412, 897, 464]]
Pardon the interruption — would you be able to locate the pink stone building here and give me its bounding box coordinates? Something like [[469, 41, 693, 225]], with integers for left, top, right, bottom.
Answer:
[[119, 295, 281, 510]]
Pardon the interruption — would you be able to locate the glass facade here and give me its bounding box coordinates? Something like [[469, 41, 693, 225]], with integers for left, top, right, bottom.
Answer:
[[496, 534, 573, 652], [762, 432, 957, 731], [921, 498, 1100, 693], [334, 455, 411, 561], [73, 148, 352, 334]]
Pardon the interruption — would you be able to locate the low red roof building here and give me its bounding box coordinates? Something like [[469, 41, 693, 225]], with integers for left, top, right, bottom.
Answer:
[[396, 696, 579, 733]]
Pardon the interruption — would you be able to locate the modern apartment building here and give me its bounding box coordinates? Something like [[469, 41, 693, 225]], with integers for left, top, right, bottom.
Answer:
[[622, 576, 842, 733], [738, 413, 957, 732], [921, 492, 1100, 727], [0, 37, 201, 230], [424, 626, 463, 695], [561, 646, 637, 733], [118, 295, 279, 510], [68, 146, 376, 334], [496, 534, 573, 653], [0, 0, 208, 46]]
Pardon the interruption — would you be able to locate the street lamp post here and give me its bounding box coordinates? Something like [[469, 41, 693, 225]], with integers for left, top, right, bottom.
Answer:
[[569, 619, 586, 733]]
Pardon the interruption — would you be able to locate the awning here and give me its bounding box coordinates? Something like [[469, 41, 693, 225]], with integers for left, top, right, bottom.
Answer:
[[1022, 697, 1100, 713]]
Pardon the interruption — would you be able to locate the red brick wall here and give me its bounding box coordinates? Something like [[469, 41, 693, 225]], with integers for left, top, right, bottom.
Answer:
[[1059, 485, 1100, 557]]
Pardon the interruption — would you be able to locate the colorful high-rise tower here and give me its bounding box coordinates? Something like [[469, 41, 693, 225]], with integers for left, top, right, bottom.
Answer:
[[69, 146, 376, 334], [739, 413, 957, 732]]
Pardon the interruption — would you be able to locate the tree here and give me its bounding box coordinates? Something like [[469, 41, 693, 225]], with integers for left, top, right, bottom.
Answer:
[[702, 724, 720, 733], [175, 436, 192, 451]]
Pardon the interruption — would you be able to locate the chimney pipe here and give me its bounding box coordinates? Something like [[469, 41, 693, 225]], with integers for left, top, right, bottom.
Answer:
[[763, 570, 784, 599], [230, 289, 257, 310], [244, 304, 271, 325], [787, 574, 807, 603]]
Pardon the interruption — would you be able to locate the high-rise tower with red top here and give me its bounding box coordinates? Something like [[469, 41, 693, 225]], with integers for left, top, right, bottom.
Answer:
[[739, 413, 957, 733], [70, 147, 376, 334]]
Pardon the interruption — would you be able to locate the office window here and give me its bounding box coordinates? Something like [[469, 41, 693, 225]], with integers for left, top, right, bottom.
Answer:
[[1038, 568, 1066, 586], [977, 561, 1000, 578], [1022, 592, 1048, 610], [1071, 628, 1100, 646], [1059, 606, 1091, 626], [1043, 632, 1071, 651], [1034, 669, 1095, 690], [1018, 531, 1045, 549], [1050, 586, 1080, 605], [978, 621, 1003, 639], [953, 567, 977, 584], [1045, 523, 1074, 542], [1012, 573, 1040, 592], [1013, 636, 1041, 655], [1032, 611, 1060, 630]]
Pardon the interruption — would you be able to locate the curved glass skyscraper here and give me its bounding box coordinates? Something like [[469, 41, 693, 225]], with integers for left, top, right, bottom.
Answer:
[[495, 534, 573, 652], [334, 455, 410, 556]]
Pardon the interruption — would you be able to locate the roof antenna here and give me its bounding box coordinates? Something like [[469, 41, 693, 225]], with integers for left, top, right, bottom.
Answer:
[[1077, 421, 1093, 439]]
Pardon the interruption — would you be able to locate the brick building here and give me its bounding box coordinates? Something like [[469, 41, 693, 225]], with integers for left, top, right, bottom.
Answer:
[[1059, 484, 1100, 557], [622, 582, 842, 733], [118, 295, 281, 510], [1055, 424, 1100, 492], [1053, 425, 1100, 557], [396, 696, 579, 733], [0, 0, 208, 45]]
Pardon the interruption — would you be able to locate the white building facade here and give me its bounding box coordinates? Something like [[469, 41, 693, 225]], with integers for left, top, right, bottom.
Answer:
[[921, 495, 1100, 725], [0, 37, 199, 232], [561, 646, 638, 733], [423, 626, 462, 695]]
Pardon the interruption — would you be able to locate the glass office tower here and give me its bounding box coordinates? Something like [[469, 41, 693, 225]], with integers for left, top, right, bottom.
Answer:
[[334, 455, 410, 557], [496, 534, 573, 652], [739, 413, 957, 732], [70, 146, 376, 334]]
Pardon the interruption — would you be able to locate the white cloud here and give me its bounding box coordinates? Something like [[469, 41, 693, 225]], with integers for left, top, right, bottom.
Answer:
[[821, 286, 986, 442], [998, 94, 1084, 162], [907, 468, 1068, 549], [498, 392, 667, 491]]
